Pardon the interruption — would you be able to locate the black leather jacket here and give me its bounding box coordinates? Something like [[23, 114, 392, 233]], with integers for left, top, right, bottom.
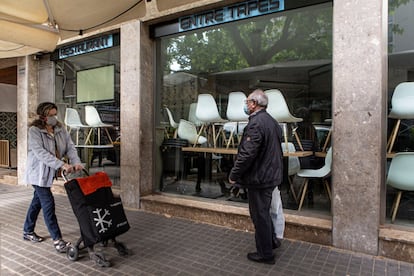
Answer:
[[229, 109, 283, 190]]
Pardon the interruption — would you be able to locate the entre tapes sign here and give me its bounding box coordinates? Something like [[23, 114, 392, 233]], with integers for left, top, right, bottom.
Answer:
[[179, 0, 284, 32]]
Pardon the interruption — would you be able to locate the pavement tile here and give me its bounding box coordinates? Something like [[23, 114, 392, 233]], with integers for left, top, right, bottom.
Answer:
[[1, 183, 414, 275]]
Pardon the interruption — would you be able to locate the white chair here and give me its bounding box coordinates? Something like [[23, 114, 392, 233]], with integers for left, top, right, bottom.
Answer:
[[387, 82, 414, 154], [386, 152, 414, 223], [195, 94, 227, 148], [282, 142, 301, 203], [296, 147, 332, 211], [188, 103, 203, 127], [223, 92, 249, 148], [177, 119, 207, 146], [165, 107, 179, 138], [265, 89, 303, 150], [64, 108, 89, 145], [84, 105, 113, 145]]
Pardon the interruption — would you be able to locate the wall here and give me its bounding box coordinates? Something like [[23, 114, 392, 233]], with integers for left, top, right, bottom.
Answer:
[[0, 84, 17, 112]]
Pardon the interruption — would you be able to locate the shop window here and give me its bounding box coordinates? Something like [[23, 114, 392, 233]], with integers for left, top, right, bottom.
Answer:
[[387, 0, 414, 226], [54, 42, 120, 186], [155, 3, 333, 215]]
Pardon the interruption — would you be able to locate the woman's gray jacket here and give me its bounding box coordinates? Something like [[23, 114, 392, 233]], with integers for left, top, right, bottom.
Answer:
[[24, 125, 81, 187]]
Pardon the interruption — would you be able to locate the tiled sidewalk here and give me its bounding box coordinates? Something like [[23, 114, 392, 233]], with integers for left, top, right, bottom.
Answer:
[[1, 183, 413, 276]]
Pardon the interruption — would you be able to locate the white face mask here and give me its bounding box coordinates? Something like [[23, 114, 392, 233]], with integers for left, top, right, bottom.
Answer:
[[46, 116, 58, 126], [243, 102, 251, 115]]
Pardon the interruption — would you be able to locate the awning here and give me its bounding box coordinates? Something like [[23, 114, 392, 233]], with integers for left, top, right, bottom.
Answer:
[[0, 0, 146, 58]]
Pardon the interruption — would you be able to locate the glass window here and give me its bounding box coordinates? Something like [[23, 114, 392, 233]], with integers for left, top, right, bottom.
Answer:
[[155, 3, 333, 215], [54, 40, 120, 186], [387, 0, 414, 226]]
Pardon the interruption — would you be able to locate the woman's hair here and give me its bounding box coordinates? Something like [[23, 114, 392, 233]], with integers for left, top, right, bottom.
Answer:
[[29, 102, 62, 128]]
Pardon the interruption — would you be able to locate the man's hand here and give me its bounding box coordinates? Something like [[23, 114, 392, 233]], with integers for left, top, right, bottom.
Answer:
[[228, 178, 236, 185]]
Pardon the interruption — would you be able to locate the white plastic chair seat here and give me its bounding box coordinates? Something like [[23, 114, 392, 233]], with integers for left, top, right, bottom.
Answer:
[[188, 103, 203, 127], [386, 152, 414, 223], [64, 108, 89, 145], [282, 142, 301, 176], [226, 91, 249, 121], [177, 119, 207, 145], [282, 142, 301, 203], [165, 107, 179, 128], [265, 89, 303, 123], [223, 121, 247, 134], [84, 105, 113, 145], [165, 107, 179, 138], [222, 121, 247, 148], [387, 82, 414, 153], [296, 147, 332, 211], [195, 94, 227, 148], [388, 83, 414, 119]]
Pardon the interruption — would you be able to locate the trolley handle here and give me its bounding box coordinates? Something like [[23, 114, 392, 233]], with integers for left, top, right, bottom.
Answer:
[[61, 168, 89, 182]]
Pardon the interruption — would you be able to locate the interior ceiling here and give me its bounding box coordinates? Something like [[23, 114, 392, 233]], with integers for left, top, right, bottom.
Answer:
[[0, 0, 146, 58]]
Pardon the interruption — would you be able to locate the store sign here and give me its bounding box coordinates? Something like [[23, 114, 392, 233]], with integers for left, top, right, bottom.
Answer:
[[59, 34, 113, 59], [179, 0, 284, 32]]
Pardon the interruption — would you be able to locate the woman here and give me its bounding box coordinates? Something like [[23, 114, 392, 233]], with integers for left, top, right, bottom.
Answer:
[[22, 102, 83, 253]]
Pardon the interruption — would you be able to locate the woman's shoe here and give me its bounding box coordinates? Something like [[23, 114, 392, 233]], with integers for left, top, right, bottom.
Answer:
[[54, 239, 71, 253], [23, 232, 44, 242]]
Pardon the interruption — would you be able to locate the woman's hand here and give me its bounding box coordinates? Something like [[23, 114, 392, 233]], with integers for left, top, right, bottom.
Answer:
[[73, 164, 84, 172], [61, 163, 73, 173]]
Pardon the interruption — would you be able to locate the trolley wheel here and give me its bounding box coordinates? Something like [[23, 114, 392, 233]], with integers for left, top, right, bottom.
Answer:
[[115, 242, 128, 256], [66, 245, 79, 261]]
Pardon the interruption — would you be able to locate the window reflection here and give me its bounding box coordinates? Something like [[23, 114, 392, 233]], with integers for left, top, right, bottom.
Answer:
[[156, 3, 333, 215]]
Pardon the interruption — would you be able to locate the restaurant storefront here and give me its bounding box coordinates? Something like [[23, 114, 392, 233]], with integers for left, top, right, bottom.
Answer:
[[7, 0, 414, 263], [50, 32, 121, 186]]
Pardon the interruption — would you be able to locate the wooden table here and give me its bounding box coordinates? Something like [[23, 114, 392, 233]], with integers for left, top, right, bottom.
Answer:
[[182, 147, 313, 157], [181, 147, 314, 195]]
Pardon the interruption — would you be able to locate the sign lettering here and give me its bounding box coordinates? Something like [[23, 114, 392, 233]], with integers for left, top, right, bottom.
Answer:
[[179, 0, 284, 32], [59, 34, 113, 59]]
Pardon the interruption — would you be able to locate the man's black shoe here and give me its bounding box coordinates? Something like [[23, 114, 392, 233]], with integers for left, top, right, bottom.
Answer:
[[272, 238, 282, 249], [247, 252, 275, 264]]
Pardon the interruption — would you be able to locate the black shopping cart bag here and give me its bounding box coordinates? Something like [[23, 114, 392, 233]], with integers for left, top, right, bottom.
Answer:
[[65, 172, 130, 247]]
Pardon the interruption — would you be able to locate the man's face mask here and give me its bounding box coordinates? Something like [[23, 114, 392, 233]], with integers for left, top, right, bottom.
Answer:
[[46, 116, 58, 126], [243, 102, 251, 115]]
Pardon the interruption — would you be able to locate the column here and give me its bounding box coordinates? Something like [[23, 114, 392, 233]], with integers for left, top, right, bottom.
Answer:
[[332, 1, 387, 254], [120, 20, 154, 209], [17, 56, 39, 185]]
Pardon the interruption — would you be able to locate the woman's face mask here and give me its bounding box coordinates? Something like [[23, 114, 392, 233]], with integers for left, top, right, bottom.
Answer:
[[46, 115, 58, 126]]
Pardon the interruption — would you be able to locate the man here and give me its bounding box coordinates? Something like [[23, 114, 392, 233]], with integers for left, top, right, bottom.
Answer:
[[229, 89, 283, 265]]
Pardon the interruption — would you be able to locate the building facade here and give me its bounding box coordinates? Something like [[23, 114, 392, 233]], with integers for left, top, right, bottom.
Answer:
[[2, 0, 414, 263]]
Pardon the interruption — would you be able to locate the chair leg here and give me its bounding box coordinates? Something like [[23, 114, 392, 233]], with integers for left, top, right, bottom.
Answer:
[[226, 128, 235, 149], [323, 179, 332, 200], [298, 179, 309, 211], [75, 129, 79, 145], [294, 131, 304, 151], [85, 129, 94, 145], [194, 125, 205, 147], [288, 176, 298, 203], [103, 128, 113, 144], [391, 191, 402, 223], [387, 119, 401, 154], [322, 129, 332, 153]]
